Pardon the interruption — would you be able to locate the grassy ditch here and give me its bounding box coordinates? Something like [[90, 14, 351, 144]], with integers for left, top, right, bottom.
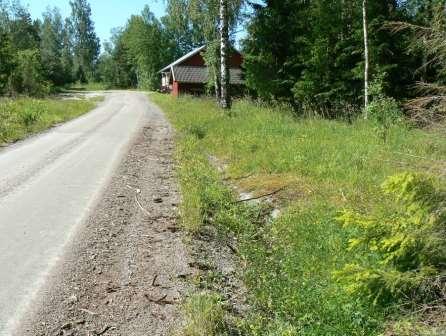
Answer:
[[0, 96, 102, 146], [150, 93, 446, 335]]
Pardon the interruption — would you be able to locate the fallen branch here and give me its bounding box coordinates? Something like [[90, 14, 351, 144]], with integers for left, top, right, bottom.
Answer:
[[235, 187, 285, 203]]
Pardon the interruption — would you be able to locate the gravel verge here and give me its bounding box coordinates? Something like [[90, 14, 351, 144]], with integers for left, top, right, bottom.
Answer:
[[16, 102, 194, 336]]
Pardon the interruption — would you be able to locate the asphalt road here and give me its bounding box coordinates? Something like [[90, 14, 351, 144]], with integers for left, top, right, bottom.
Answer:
[[0, 92, 150, 335]]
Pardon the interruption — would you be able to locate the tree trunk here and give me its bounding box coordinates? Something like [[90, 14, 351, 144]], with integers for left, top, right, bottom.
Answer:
[[363, 0, 370, 116], [214, 64, 221, 100], [219, 0, 231, 109]]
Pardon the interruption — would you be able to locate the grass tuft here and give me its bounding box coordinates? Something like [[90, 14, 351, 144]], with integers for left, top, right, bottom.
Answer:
[[180, 292, 225, 336]]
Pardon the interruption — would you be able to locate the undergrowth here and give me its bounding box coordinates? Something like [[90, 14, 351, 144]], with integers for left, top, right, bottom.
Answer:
[[150, 93, 446, 336], [0, 96, 102, 145]]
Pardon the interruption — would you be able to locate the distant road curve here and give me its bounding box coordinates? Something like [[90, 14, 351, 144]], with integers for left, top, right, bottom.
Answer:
[[0, 91, 151, 335]]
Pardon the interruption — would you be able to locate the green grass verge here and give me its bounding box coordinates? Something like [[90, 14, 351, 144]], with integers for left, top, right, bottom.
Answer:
[[180, 292, 226, 336], [0, 96, 102, 145], [150, 93, 446, 335], [66, 82, 107, 91]]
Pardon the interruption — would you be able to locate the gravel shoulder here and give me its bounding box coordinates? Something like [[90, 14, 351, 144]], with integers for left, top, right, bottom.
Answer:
[[16, 99, 194, 336]]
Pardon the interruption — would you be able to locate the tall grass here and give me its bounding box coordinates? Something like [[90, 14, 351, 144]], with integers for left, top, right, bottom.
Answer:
[[0, 96, 101, 145], [150, 93, 446, 335]]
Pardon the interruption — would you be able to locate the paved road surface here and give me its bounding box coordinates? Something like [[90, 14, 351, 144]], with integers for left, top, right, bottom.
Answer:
[[0, 92, 150, 335]]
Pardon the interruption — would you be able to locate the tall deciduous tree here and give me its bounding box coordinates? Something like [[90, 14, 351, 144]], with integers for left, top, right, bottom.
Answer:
[[0, 27, 14, 93], [69, 0, 100, 82], [121, 6, 173, 90], [40, 7, 65, 85], [162, 0, 205, 58], [219, 0, 231, 109], [60, 18, 75, 84], [363, 0, 370, 114]]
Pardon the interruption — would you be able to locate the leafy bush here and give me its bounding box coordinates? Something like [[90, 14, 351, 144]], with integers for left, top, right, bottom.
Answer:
[[9, 49, 50, 97], [366, 96, 402, 127], [366, 73, 403, 140], [336, 172, 446, 305]]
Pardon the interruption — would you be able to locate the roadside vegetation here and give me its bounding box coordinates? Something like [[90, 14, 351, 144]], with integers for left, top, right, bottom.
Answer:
[[0, 96, 102, 145], [152, 93, 446, 336]]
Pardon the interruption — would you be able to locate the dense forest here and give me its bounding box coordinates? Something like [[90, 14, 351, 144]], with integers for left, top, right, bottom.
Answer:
[[1, 0, 446, 120]]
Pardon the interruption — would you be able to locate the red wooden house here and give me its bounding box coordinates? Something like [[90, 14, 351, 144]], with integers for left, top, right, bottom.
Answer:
[[160, 45, 244, 97]]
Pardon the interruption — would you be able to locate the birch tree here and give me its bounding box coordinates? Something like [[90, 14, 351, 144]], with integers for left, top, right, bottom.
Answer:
[[363, 0, 370, 115], [219, 0, 231, 109]]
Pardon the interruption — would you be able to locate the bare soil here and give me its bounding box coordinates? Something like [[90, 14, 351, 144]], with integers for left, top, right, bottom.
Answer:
[[16, 109, 195, 336]]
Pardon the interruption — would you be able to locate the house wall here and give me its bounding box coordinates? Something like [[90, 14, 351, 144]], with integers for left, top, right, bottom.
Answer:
[[230, 53, 243, 68], [162, 49, 245, 96], [172, 81, 180, 97], [179, 83, 206, 96]]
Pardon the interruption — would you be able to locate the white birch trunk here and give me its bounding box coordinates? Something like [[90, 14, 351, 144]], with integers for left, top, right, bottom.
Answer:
[[219, 0, 231, 109], [363, 0, 370, 116]]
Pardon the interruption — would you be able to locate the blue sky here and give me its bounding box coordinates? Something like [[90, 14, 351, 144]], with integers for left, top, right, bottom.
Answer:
[[25, 0, 176, 45], [24, 0, 261, 48]]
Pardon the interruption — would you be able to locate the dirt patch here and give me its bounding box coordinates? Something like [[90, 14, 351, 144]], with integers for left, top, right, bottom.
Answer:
[[16, 108, 195, 336], [188, 226, 250, 319]]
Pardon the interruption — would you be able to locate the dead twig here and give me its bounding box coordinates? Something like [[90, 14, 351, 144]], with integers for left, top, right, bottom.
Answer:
[[226, 241, 238, 254], [126, 185, 151, 216], [393, 151, 440, 162], [135, 194, 151, 217], [145, 293, 173, 304], [235, 187, 285, 203], [96, 325, 116, 335], [224, 173, 254, 181], [79, 308, 99, 316]]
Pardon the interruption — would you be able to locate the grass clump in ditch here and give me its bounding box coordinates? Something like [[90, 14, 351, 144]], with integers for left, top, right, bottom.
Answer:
[[150, 93, 446, 335], [0, 96, 102, 145], [180, 292, 226, 336]]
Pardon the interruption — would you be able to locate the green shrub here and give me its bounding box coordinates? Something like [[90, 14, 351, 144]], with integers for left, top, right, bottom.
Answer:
[[336, 172, 446, 305], [366, 96, 402, 127], [9, 49, 50, 97]]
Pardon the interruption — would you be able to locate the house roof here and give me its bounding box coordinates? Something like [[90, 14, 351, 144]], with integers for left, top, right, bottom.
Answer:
[[172, 66, 244, 85], [160, 45, 206, 73]]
